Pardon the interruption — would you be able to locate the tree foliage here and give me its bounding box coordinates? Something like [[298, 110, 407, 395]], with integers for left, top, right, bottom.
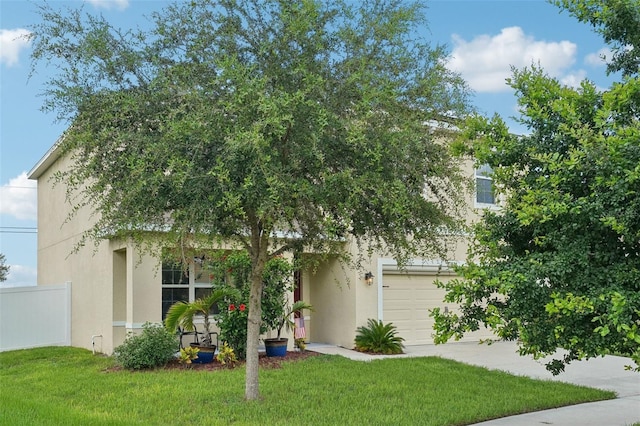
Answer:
[[0, 253, 9, 282], [551, 0, 640, 76], [433, 52, 640, 372], [29, 0, 472, 399]]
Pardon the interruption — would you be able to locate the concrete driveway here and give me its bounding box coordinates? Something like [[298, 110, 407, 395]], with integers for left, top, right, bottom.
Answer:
[[311, 341, 640, 426]]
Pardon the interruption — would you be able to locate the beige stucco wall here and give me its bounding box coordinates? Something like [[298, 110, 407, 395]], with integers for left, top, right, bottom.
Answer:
[[353, 256, 379, 341], [34, 154, 114, 353], [111, 248, 162, 353], [306, 255, 356, 348], [130, 251, 161, 326]]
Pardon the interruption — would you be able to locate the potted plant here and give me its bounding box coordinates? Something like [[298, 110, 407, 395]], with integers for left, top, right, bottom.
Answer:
[[164, 287, 239, 363], [264, 300, 313, 357], [211, 251, 295, 360]]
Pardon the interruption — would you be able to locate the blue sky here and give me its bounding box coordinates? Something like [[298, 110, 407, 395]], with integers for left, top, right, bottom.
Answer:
[[0, 0, 619, 286]]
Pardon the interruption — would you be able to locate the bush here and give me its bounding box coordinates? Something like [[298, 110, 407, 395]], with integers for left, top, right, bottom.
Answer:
[[216, 342, 238, 367], [354, 319, 405, 354], [217, 302, 249, 359], [208, 251, 293, 360], [113, 322, 178, 370], [178, 346, 199, 367]]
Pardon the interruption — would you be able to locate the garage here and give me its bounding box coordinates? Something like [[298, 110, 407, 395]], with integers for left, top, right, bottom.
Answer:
[[382, 268, 455, 345], [381, 262, 494, 346]]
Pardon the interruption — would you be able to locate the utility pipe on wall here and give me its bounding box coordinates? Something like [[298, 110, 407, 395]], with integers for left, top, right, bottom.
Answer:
[[91, 335, 102, 355]]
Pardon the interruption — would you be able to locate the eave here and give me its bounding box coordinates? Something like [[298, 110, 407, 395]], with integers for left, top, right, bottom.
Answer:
[[28, 134, 64, 180]]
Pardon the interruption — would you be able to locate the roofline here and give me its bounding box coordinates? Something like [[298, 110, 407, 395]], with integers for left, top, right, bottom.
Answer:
[[28, 133, 65, 180]]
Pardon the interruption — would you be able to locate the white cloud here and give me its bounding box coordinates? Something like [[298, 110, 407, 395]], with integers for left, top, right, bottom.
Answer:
[[447, 26, 577, 93], [86, 0, 130, 10], [1, 264, 37, 287], [0, 172, 37, 221], [560, 70, 588, 89], [0, 28, 31, 67], [585, 47, 612, 67]]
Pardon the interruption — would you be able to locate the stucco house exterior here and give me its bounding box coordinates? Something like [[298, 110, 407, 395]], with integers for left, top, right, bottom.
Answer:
[[28, 139, 495, 355]]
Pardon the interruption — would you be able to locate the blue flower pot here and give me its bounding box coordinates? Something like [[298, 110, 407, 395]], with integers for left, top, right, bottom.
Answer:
[[190, 345, 215, 364], [264, 338, 288, 357]]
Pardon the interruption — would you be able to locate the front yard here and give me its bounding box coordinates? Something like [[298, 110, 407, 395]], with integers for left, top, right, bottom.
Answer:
[[0, 347, 614, 425]]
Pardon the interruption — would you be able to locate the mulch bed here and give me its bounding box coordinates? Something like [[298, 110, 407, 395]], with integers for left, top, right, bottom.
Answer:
[[168, 350, 321, 371], [106, 350, 321, 372]]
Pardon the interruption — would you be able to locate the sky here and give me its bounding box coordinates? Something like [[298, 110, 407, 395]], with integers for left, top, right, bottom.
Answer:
[[0, 0, 620, 286]]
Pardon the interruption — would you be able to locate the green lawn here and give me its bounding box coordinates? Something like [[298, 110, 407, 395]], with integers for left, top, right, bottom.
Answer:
[[0, 347, 614, 426]]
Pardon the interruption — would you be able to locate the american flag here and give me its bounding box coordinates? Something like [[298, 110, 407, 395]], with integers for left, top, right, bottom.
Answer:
[[294, 317, 306, 339]]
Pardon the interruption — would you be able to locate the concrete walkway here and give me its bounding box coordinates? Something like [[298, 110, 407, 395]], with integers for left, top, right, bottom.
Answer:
[[309, 341, 640, 426]]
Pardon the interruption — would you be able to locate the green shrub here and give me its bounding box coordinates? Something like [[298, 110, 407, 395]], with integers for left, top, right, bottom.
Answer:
[[217, 301, 249, 359], [216, 342, 238, 367], [113, 322, 178, 370], [178, 346, 199, 367], [354, 319, 405, 354], [209, 251, 293, 360]]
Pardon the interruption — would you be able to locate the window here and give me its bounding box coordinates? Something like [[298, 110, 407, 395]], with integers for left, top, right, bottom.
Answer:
[[475, 164, 495, 205], [161, 256, 216, 319]]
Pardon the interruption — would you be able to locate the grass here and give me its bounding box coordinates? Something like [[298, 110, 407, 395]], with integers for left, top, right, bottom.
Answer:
[[0, 347, 614, 426]]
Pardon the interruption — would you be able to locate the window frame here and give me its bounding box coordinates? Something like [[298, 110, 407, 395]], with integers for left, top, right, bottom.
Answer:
[[474, 164, 497, 208], [161, 257, 216, 320]]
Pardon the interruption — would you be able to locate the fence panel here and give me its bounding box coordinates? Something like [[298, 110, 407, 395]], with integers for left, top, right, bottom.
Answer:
[[0, 283, 71, 352]]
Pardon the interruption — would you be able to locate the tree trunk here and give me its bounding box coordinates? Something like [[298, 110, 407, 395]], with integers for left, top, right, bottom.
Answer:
[[245, 263, 264, 400], [245, 228, 268, 400], [202, 313, 212, 347]]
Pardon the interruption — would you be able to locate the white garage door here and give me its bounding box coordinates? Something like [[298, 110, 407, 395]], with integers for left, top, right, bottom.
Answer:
[[382, 272, 451, 345]]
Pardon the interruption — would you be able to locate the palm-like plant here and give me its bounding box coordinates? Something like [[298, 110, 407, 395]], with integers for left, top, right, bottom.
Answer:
[[273, 300, 313, 339], [164, 287, 239, 347], [354, 319, 405, 354]]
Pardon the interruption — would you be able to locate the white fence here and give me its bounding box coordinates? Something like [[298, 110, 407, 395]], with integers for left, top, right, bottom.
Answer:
[[0, 283, 71, 352]]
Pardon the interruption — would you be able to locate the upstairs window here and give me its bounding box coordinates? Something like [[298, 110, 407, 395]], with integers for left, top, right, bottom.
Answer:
[[475, 164, 495, 206]]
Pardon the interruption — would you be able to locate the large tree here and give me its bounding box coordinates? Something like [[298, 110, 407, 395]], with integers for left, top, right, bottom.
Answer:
[[29, 0, 472, 399], [433, 0, 640, 374]]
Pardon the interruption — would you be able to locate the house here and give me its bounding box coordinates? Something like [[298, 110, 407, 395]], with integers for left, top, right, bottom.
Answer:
[[28, 139, 495, 355]]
